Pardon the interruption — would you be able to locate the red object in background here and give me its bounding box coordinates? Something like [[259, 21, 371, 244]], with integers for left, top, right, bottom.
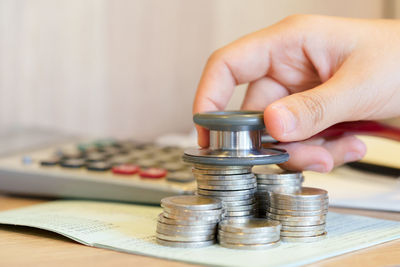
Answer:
[[139, 168, 167, 179], [112, 164, 140, 175], [315, 121, 400, 142]]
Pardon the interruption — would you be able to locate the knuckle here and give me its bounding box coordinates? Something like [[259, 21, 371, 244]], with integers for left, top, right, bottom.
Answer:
[[296, 93, 327, 126], [207, 48, 225, 64]]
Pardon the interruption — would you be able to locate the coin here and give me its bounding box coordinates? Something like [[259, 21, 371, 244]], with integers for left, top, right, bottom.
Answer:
[[253, 166, 303, 179], [225, 210, 255, 217], [222, 198, 255, 207], [281, 232, 327, 242], [161, 195, 222, 211], [268, 187, 328, 201], [209, 194, 255, 202], [267, 197, 329, 206], [194, 164, 250, 170], [192, 168, 252, 175], [267, 213, 326, 222], [163, 211, 222, 222], [225, 204, 256, 212], [156, 232, 215, 242], [197, 183, 257, 191], [268, 218, 326, 227], [280, 229, 326, 237], [197, 178, 256, 186], [156, 238, 216, 248], [218, 235, 280, 245], [157, 222, 217, 232], [158, 213, 217, 226], [219, 240, 281, 250], [219, 218, 281, 234], [257, 179, 303, 185], [194, 173, 255, 181], [198, 188, 256, 197], [161, 206, 223, 217], [156, 226, 216, 236], [267, 203, 329, 211], [280, 224, 326, 232], [218, 229, 280, 239], [266, 207, 328, 216]]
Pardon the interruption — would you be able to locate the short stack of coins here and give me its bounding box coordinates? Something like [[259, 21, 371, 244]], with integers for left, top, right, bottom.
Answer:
[[218, 218, 281, 250], [193, 164, 257, 219], [156, 195, 223, 248], [252, 166, 304, 217], [266, 187, 329, 242]]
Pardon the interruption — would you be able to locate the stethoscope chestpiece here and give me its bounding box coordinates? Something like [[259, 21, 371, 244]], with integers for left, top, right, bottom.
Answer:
[[183, 111, 289, 166]]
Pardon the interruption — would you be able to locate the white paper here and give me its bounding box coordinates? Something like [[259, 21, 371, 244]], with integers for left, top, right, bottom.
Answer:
[[0, 200, 399, 267]]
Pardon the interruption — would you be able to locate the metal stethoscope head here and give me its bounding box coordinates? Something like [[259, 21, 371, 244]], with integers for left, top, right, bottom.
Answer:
[[183, 111, 289, 166]]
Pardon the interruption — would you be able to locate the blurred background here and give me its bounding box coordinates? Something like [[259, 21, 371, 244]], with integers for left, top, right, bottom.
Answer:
[[1, 0, 399, 141]]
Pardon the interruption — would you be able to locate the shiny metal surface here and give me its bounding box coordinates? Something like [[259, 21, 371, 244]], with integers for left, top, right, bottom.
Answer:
[[209, 130, 261, 150]]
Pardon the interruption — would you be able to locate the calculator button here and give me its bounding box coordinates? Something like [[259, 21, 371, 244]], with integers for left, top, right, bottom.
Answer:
[[109, 155, 131, 166], [61, 159, 86, 168], [139, 168, 167, 179], [136, 159, 157, 168], [112, 164, 140, 175], [87, 161, 111, 171], [161, 162, 185, 172], [86, 152, 107, 162], [166, 171, 195, 183]]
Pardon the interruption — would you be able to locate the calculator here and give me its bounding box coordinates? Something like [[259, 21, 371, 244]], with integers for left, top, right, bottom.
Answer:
[[0, 136, 197, 204]]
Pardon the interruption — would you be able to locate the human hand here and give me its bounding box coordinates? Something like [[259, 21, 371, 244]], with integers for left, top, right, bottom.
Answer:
[[193, 15, 400, 172]]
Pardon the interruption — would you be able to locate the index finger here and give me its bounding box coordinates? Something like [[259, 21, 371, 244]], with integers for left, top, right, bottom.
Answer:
[[193, 29, 274, 147]]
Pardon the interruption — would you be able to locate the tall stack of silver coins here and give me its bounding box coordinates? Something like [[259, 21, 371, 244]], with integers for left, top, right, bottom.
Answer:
[[253, 166, 304, 217], [193, 164, 257, 219], [266, 187, 329, 242], [156, 195, 224, 247], [218, 218, 281, 250]]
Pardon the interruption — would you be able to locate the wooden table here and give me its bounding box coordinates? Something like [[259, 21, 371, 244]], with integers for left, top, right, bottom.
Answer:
[[0, 194, 399, 267]]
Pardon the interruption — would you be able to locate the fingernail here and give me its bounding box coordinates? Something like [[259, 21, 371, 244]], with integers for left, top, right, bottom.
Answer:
[[344, 152, 363, 162], [304, 164, 326, 172], [273, 105, 297, 136]]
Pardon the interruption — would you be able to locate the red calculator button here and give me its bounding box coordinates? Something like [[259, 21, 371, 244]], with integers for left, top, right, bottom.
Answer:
[[112, 164, 140, 175], [139, 168, 167, 179]]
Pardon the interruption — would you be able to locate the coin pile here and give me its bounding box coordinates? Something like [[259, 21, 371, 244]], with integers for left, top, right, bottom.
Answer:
[[266, 187, 329, 242], [156, 195, 223, 248], [218, 218, 281, 250], [252, 166, 303, 217], [192, 164, 257, 219]]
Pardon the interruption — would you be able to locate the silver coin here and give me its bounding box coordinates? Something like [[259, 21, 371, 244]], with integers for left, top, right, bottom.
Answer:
[[156, 226, 216, 237], [219, 240, 281, 250], [162, 206, 223, 217], [156, 232, 215, 242], [219, 218, 281, 234], [266, 207, 328, 216], [281, 232, 327, 242], [257, 178, 303, 185], [210, 194, 255, 202], [197, 183, 257, 191], [194, 173, 255, 181], [193, 168, 252, 175], [268, 187, 328, 201], [222, 215, 256, 221], [197, 178, 256, 186], [267, 203, 329, 211], [198, 188, 256, 197], [267, 218, 326, 227], [156, 238, 215, 248], [252, 166, 303, 178], [157, 222, 217, 232], [267, 213, 326, 222], [225, 204, 256, 212], [268, 197, 329, 206], [280, 229, 326, 237], [163, 212, 222, 222], [161, 195, 222, 211], [281, 224, 326, 232], [218, 235, 280, 245], [258, 184, 301, 193], [158, 213, 218, 226], [225, 210, 255, 217], [218, 230, 280, 241], [222, 198, 255, 207]]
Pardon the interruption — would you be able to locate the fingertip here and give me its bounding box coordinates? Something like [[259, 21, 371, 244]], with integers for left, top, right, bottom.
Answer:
[[196, 126, 209, 148], [264, 105, 286, 141]]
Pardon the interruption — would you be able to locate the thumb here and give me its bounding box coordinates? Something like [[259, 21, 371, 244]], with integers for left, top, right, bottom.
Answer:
[[264, 77, 358, 142]]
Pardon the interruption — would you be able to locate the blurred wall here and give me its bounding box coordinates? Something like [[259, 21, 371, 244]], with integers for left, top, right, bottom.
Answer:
[[0, 0, 387, 140]]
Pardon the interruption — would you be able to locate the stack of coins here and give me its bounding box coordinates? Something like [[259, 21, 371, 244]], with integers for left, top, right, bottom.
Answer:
[[218, 218, 281, 250], [193, 164, 257, 219], [266, 187, 329, 242], [156, 195, 223, 248], [252, 166, 303, 217]]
